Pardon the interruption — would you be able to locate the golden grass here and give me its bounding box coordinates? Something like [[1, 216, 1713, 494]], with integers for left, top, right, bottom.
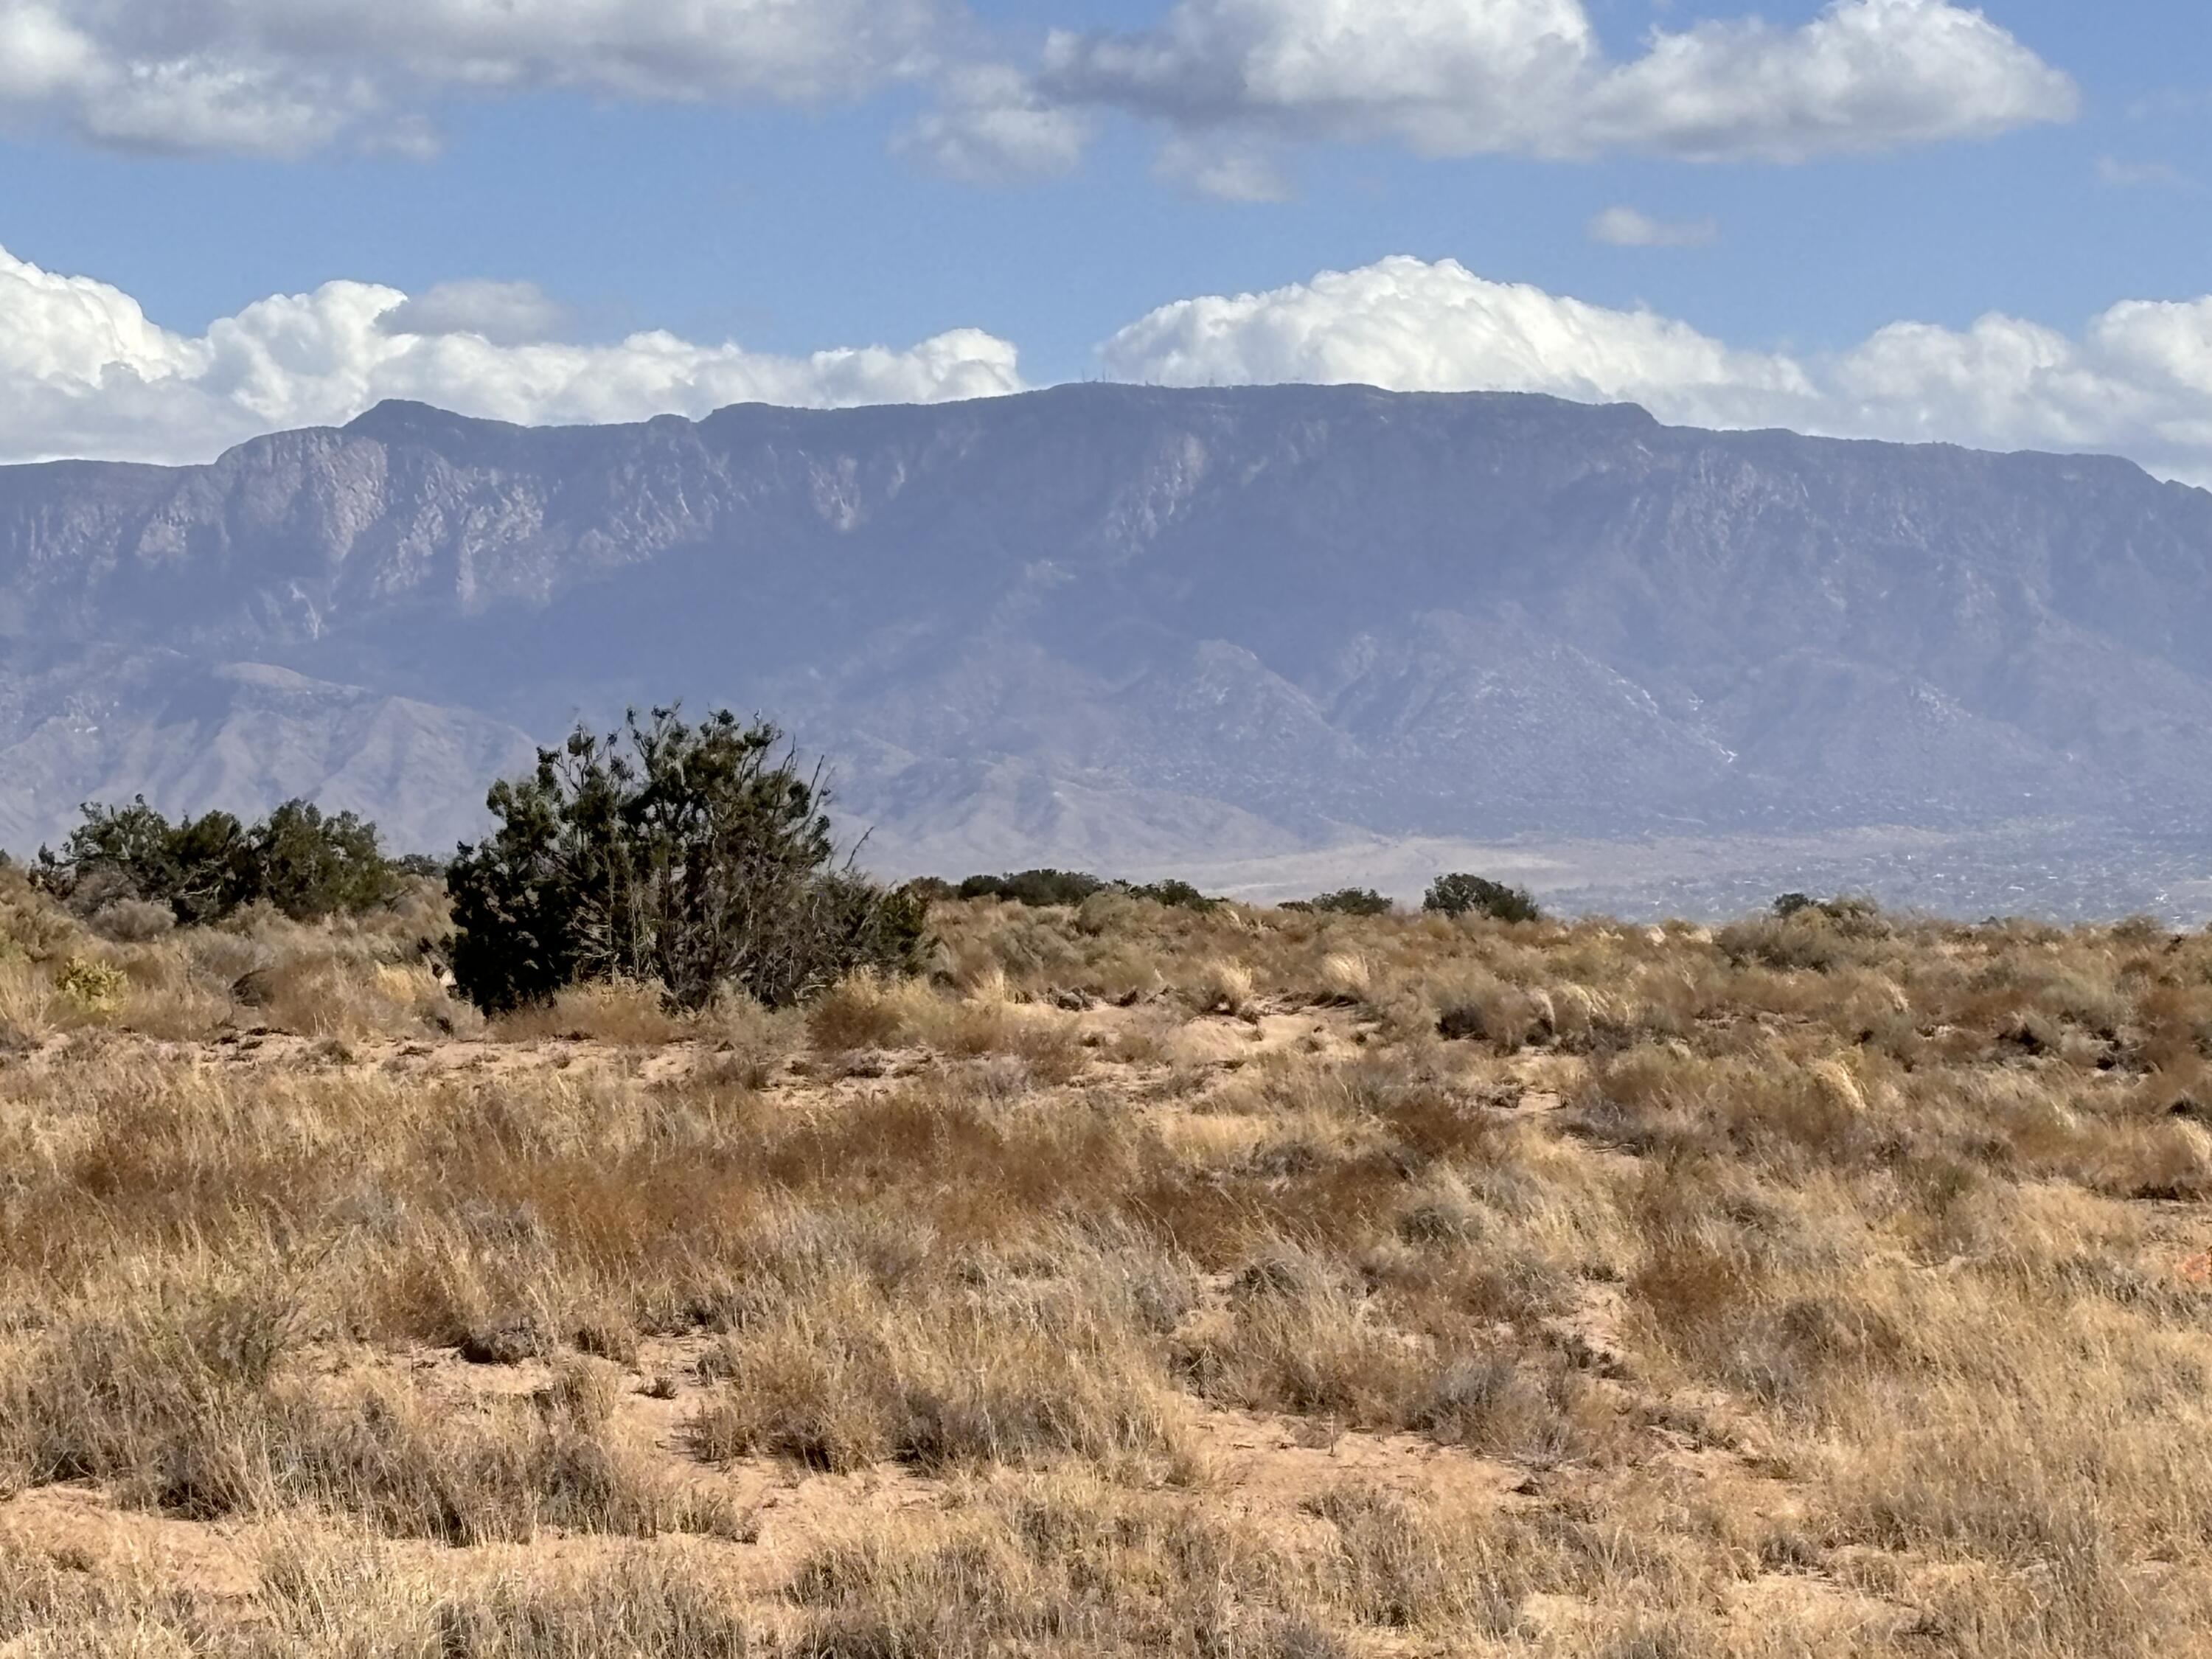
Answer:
[[4, 885, 2212, 1653]]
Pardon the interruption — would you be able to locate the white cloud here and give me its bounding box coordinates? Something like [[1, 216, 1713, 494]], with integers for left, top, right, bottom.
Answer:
[[0, 4, 105, 101], [1155, 133, 1294, 201], [1587, 206, 1717, 247], [1, 0, 2080, 181], [20, 237, 2212, 495], [0, 243, 1023, 465], [1046, 0, 1594, 135], [894, 63, 1092, 184], [1098, 255, 2212, 486], [1037, 0, 2076, 168], [379, 280, 569, 345], [2097, 156, 2192, 189], [0, 0, 949, 155], [2126, 88, 2212, 123], [72, 58, 370, 155], [1101, 257, 1811, 424], [1575, 0, 2077, 161]]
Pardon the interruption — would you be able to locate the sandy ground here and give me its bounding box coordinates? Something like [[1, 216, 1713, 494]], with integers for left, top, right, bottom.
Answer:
[[4, 993, 2170, 1650]]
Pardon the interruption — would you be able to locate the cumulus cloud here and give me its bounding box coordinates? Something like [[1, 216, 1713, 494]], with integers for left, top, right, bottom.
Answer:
[[20, 238, 2212, 494], [1035, 0, 2076, 173], [1098, 256, 2212, 486], [1587, 206, 1717, 247], [1101, 257, 1812, 425], [378, 280, 568, 345], [1573, 0, 2078, 161], [0, 0, 948, 155], [0, 243, 1023, 465], [4, 0, 2080, 182]]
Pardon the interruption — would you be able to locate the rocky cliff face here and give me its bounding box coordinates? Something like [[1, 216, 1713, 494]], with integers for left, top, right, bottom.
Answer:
[[0, 384, 2207, 894]]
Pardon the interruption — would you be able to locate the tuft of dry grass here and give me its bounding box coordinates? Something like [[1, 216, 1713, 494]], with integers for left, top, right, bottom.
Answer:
[[1188, 957, 1257, 1018], [685, 1226, 1194, 1480], [1317, 949, 1375, 1006], [495, 978, 691, 1046]]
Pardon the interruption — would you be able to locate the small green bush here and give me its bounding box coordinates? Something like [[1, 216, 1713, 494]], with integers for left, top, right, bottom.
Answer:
[[247, 801, 399, 919], [956, 870, 1109, 907], [1423, 874, 1543, 925], [1310, 888, 1394, 917], [57, 956, 128, 1014], [1769, 893, 1889, 930], [35, 797, 398, 925], [445, 709, 928, 1015], [951, 870, 1216, 912], [1124, 878, 1216, 912]]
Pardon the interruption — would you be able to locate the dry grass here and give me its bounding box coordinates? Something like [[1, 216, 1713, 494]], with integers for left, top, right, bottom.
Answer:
[[497, 978, 695, 1046], [4, 883, 2212, 1653], [686, 1249, 1193, 1478]]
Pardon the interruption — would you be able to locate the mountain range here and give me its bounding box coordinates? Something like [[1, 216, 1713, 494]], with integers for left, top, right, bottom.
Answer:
[[1, 384, 2208, 914]]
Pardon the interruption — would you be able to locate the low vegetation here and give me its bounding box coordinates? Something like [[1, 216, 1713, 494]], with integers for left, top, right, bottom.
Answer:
[[1, 852, 2210, 1655], [445, 709, 928, 1013], [1425, 872, 1544, 923], [957, 868, 1219, 912], [955, 869, 1110, 906], [34, 796, 400, 928], [1307, 887, 1396, 917]]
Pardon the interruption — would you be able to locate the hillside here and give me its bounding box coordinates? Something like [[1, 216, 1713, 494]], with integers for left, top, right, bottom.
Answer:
[[1, 386, 2208, 906]]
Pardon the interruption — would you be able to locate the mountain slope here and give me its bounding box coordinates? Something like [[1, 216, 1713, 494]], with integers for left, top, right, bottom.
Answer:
[[0, 385, 2207, 898]]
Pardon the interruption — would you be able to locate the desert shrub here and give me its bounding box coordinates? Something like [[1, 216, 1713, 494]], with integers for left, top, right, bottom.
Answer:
[[806, 972, 916, 1053], [0, 867, 82, 961], [1423, 874, 1542, 924], [1773, 892, 1887, 927], [1310, 888, 1394, 917], [445, 708, 929, 1014], [954, 871, 1214, 913], [37, 797, 242, 924], [35, 796, 398, 925], [55, 956, 128, 1015], [86, 897, 175, 942], [958, 869, 1110, 907], [1718, 914, 1840, 972], [1719, 897, 1892, 973], [249, 801, 401, 918], [1127, 877, 1217, 911]]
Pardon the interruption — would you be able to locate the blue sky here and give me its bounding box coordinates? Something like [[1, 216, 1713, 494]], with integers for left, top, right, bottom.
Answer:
[[1, 0, 2208, 477]]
